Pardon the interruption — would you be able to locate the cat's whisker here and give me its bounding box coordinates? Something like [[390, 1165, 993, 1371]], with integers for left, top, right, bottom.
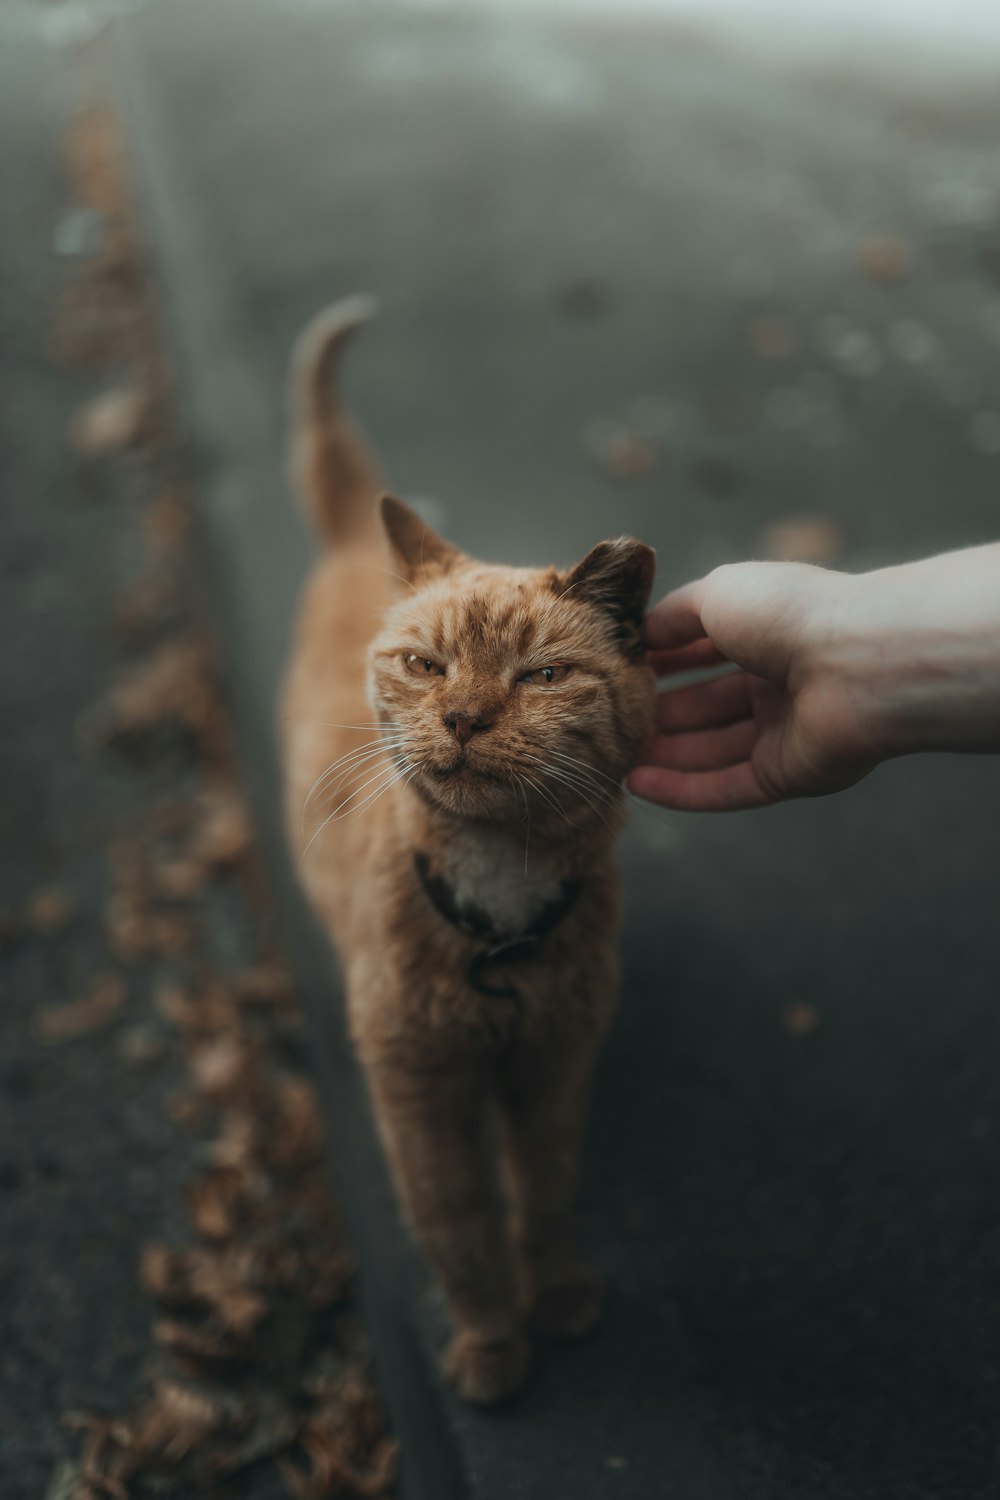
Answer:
[[300, 758, 415, 866], [513, 772, 530, 825], [515, 774, 532, 876], [305, 759, 405, 844], [548, 748, 682, 831], [318, 756, 414, 824], [309, 738, 412, 812], [303, 735, 411, 826], [324, 759, 417, 827], [519, 748, 616, 804], [516, 770, 555, 822], [306, 743, 402, 814], [550, 780, 618, 836], [518, 758, 582, 818], [623, 788, 683, 832], [550, 748, 628, 795], [520, 753, 619, 834], [304, 733, 405, 796], [352, 560, 418, 593], [518, 770, 574, 831], [505, 769, 533, 874], [283, 717, 396, 730], [547, 774, 617, 833], [545, 760, 619, 806], [553, 576, 587, 604], [345, 759, 425, 826], [552, 764, 623, 822], [545, 753, 628, 815]]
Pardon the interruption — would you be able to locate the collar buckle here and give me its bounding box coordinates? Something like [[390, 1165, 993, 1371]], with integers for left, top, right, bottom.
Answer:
[[413, 853, 582, 1000]]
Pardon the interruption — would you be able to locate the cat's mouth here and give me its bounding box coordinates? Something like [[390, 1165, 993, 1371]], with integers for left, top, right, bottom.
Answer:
[[427, 757, 504, 787]]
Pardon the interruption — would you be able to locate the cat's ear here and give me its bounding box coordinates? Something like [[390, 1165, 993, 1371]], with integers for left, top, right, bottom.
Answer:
[[558, 536, 656, 657], [379, 494, 461, 584]]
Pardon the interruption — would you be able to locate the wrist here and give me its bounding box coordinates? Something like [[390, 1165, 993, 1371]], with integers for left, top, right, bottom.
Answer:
[[817, 552, 1000, 759]]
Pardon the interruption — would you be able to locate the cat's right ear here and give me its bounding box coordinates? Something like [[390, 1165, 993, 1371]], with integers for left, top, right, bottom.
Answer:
[[379, 494, 461, 584]]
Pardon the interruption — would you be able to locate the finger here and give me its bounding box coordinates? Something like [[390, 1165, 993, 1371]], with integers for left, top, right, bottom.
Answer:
[[644, 578, 710, 651], [646, 639, 728, 677], [628, 761, 776, 812], [647, 718, 758, 772], [655, 670, 752, 732]]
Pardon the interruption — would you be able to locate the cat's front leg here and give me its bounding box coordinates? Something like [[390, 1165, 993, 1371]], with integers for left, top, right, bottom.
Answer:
[[497, 1033, 606, 1340], [365, 1054, 530, 1404]]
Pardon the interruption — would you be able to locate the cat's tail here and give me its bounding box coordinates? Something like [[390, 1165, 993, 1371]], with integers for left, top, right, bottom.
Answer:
[[288, 295, 383, 549]]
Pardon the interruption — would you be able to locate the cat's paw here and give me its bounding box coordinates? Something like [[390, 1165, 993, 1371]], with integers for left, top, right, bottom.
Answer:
[[443, 1328, 531, 1405], [529, 1264, 605, 1340]]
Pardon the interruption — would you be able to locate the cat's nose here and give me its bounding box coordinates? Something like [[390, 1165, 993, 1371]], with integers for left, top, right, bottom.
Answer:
[[443, 710, 492, 748]]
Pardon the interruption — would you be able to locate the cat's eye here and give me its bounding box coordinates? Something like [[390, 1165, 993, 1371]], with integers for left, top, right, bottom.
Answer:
[[519, 663, 570, 687], [403, 653, 445, 678]]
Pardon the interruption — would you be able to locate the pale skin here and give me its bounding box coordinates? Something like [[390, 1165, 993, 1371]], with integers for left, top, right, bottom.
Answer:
[[630, 543, 1000, 813]]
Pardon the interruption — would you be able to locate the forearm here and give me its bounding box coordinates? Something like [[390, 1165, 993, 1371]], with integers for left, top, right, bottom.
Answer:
[[825, 544, 1000, 758]]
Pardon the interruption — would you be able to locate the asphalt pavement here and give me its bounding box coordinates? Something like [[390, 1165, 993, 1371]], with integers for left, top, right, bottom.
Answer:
[[88, 1, 1000, 1495], [1, 10, 386, 1497], [0, 11, 202, 1492]]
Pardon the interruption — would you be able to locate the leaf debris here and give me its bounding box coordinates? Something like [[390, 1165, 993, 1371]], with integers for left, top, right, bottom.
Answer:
[[37, 973, 126, 1042], [47, 82, 395, 1500]]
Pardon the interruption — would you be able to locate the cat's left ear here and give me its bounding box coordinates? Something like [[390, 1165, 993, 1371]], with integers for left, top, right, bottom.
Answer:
[[379, 494, 462, 584], [558, 537, 656, 657]]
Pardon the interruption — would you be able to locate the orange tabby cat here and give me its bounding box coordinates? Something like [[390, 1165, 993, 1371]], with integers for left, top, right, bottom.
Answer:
[[281, 299, 655, 1404]]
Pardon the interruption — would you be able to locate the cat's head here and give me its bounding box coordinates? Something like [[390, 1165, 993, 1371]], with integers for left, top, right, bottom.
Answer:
[[369, 496, 656, 826]]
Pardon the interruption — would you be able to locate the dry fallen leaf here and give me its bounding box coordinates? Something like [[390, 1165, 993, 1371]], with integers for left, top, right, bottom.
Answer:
[[759, 515, 843, 564], [37, 973, 126, 1042], [116, 1025, 167, 1066], [267, 1076, 325, 1170], [747, 315, 799, 360], [190, 1035, 251, 1099], [127, 1378, 236, 1464], [70, 387, 147, 456], [106, 842, 197, 962], [65, 104, 130, 219], [191, 784, 252, 869], [152, 856, 207, 901], [187, 1167, 254, 1241], [143, 1242, 268, 1337], [111, 565, 180, 644], [155, 979, 237, 1038], [27, 885, 73, 935], [232, 960, 296, 1012], [783, 1002, 822, 1037], [595, 432, 659, 480], [154, 1316, 256, 1369], [211, 1111, 258, 1172], [83, 635, 227, 761], [858, 234, 910, 285], [304, 1248, 355, 1311], [145, 487, 192, 553], [281, 1408, 398, 1500]]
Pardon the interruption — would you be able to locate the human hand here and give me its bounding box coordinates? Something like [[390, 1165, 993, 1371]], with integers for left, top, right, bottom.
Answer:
[[629, 562, 879, 811], [630, 546, 1000, 812]]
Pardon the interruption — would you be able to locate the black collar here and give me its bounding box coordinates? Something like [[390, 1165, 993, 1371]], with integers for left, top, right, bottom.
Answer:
[[413, 852, 584, 1000]]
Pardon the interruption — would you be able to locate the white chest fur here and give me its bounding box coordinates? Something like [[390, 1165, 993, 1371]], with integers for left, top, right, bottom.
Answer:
[[437, 824, 564, 936]]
